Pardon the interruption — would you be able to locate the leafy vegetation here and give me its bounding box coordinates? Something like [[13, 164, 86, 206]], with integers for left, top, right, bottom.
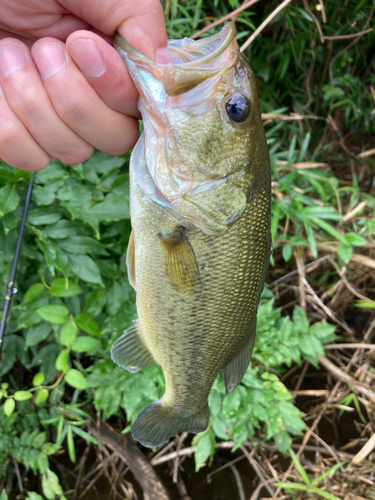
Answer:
[[1, 0, 374, 498]]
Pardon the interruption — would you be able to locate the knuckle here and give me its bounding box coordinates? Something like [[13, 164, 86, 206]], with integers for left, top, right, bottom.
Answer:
[[55, 144, 94, 165]]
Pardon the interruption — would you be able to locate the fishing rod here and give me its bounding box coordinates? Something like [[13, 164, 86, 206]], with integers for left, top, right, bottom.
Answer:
[[0, 173, 36, 352]]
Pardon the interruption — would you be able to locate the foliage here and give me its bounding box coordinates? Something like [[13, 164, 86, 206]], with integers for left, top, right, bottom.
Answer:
[[1, 0, 374, 495]]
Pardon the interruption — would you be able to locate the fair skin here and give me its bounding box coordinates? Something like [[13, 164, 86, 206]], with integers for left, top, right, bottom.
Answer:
[[0, 0, 170, 171]]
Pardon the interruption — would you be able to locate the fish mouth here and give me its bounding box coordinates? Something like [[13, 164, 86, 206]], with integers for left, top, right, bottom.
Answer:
[[114, 22, 238, 96]]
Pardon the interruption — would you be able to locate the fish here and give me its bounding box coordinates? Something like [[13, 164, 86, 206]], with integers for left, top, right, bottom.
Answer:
[[111, 22, 272, 449]]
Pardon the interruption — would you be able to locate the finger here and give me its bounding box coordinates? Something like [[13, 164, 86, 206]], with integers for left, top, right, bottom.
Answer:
[[60, 0, 168, 60], [0, 39, 94, 165], [32, 38, 139, 156], [66, 31, 140, 118], [0, 85, 50, 171]]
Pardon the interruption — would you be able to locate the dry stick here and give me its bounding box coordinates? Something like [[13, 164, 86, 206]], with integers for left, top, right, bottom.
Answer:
[[294, 250, 306, 312], [318, 244, 375, 271], [89, 422, 172, 500], [352, 434, 375, 465], [240, 446, 276, 497], [206, 455, 246, 483], [303, 0, 325, 44], [310, 431, 344, 469], [325, 343, 375, 350], [173, 432, 187, 483], [318, 354, 375, 403], [302, 277, 353, 335], [343, 200, 368, 222], [191, 0, 260, 39], [240, 0, 293, 52], [261, 112, 324, 121], [329, 258, 375, 307], [228, 464, 246, 500], [271, 254, 332, 286], [324, 28, 373, 40], [151, 441, 235, 466]]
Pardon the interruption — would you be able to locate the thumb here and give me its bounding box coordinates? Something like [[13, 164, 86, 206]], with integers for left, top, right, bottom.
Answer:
[[60, 0, 168, 61]]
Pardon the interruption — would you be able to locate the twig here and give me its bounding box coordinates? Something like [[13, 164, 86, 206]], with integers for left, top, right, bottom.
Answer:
[[191, 0, 260, 39], [318, 354, 375, 403], [343, 200, 368, 221], [206, 455, 246, 483], [318, 244, 375, 271], [240, 446, 275, 497], [228, 463, 246, 500], [352, 434, 375, 465], [358, 148, 375, 158], [89, 422, 171, 500], [173, 432, 187, 483], [271, 254, 332, 285], [0, 174, 35, 351], [329, 258, 375, 307], [295, 250, 306, 312], [13, 458, 23, 493], [261, 112, 324, 121], [302, 277, 353, 335], [310, 431, 345, 469], [240, 0, 293, 52], [324, 343, 375, 350], [324, 28, 373, 40], [303, 0, 325, 44], [151, 441, 234, 466]]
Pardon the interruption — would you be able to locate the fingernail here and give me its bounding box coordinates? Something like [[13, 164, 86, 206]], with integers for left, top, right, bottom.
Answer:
[[70, 39, 105, 77], [33, 42, 66, 79], [0, 41, 27, 77], [156, 47, 173, 65]]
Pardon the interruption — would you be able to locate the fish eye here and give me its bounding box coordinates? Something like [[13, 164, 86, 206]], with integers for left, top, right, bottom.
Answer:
[[225, 94, 250, 123]]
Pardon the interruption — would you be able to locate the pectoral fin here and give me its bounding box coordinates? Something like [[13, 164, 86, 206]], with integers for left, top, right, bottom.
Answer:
[[222, 321, 256, 395], [159, 227, 201, 294], [111, 321, 155, 373], [126, 230, 136, 290]]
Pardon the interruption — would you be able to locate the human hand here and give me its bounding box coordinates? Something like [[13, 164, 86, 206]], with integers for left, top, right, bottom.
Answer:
[[0, 0, 169, 171]]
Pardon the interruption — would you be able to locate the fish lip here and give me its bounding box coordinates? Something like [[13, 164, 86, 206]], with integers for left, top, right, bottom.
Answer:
[[114, 22, 238, 96], [114, 22, 236, 69]]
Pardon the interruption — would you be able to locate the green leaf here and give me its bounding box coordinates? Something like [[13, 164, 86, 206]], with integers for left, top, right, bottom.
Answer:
[[288, 448, 310, 485], [65, 369, 88, 390], [192, 428, 215, 471], [60, 319, 78, 346], [43, 219, 83, 239], [71, 336, 99, 353], [32, 185, 56, 206], [27, 494, 44, 500], [55, 349, 69, 372], [0, 185, 20, 214], [75, 313, 101, 336], [67, 425, 76, 462], [293, 306, 309, 333], [59, 236, 108, 256], [28, 207, 63, 226], [35, 389, 50, 404], [337, 242, 353, 263], [25, 322, 52, 347], [71, 425, 99, 445], [88, 193, 130, 222], [68, 253, 103, 285], [282, 244, 293, 262], [14, 390, 33, 401], [50, 278, 83, 297], [42, 468, 63, 499], [4, 397, 15, 416], [344, 232, 366, 246], [37, 305, 69, 324], [33, 372, 45, 386], [0, 491, 9, 500], [24, 283, 45, 303], [355, 299, 375, 309]]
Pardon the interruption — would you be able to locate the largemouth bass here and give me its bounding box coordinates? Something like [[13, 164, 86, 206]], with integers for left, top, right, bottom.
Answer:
[[112, 23, 271, 448]]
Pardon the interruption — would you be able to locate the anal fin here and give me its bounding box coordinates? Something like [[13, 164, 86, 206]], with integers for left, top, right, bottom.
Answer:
[[111, 321, 155, 373], [126, 229, 136, 290], [222, 320, 256, 395], [159, 227, 201, 295]]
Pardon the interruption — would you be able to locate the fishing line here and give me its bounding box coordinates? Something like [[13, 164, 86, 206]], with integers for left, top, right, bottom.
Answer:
[[0, 173, 36, 352]]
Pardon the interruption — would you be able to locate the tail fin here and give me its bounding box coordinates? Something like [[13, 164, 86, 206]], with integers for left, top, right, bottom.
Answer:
[[131, 400, 209, 448]]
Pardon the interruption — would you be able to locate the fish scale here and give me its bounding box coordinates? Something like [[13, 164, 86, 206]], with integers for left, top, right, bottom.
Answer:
[[111, 22, 271, 448]]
